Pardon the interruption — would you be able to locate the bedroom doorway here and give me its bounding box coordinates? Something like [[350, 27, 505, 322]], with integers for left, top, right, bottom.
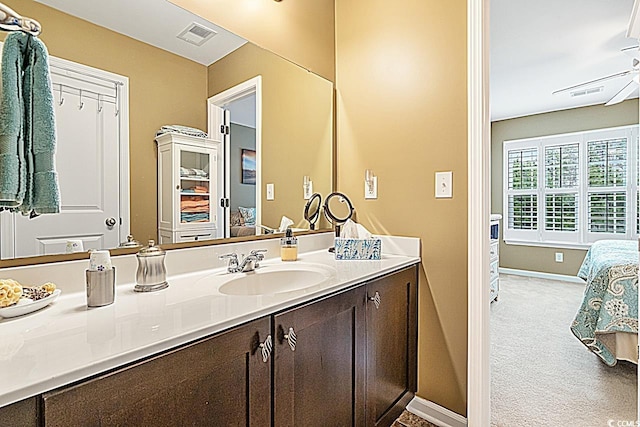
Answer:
[[472, 0, 640, 425], [208, 76, 262, 238]]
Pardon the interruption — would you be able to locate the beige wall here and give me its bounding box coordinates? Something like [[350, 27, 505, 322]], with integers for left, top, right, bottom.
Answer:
[[5, 0, 208, 244], [170, 0, 335, 82], [335, 0, 468, 416], [207, 43, 333, 230], [491, 99, 639, 275]]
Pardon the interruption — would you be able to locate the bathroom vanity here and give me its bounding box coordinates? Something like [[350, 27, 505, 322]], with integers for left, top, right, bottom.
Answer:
[[0, 234, 419, 427]]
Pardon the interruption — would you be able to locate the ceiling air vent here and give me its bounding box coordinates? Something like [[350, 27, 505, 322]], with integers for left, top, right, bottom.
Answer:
[[570, 86, 604, 97], [177, 23, 217, 46]]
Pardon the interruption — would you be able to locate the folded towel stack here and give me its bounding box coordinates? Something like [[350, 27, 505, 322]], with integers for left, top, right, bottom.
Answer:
[[157, 125, 208, 139], [180, 167, 208, 178], [181, 185, 208, 194], [181, 212, 210, 223], [0, 32, 60, 217]]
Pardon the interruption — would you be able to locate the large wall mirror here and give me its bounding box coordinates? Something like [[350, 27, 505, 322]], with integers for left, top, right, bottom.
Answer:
[[0, 0, 334, 263]]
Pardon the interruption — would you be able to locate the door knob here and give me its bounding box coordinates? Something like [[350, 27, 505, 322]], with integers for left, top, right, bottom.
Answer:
[[105, 217, 117, 227]]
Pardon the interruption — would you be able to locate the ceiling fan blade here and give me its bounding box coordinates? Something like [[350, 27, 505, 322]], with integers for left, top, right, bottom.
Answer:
[[552, 70, 632, 95], [605, 79, 638, 106]]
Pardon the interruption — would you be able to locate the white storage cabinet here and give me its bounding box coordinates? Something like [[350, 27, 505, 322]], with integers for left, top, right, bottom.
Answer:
[[156, 133, 221, 244]]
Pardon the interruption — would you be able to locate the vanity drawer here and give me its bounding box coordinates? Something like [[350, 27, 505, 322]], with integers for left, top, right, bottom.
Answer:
[[489, 241, 499, 261], [489, 259, 499, 282], [159, 228, 216, 244], [175, 230, 216, 243]]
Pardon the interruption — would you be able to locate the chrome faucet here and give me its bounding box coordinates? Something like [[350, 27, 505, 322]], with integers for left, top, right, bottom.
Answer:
[[219, 250, 267, 273]]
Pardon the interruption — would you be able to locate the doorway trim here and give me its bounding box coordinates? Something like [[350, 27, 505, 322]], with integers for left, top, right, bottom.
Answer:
[[207, 76, 263, 234], [467, 0, 490, 425]]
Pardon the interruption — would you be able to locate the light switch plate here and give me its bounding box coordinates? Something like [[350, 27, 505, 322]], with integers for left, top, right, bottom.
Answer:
[[365, 176, 378, 199], [435, 171, 453, 198], [266, 183, 275, 200]]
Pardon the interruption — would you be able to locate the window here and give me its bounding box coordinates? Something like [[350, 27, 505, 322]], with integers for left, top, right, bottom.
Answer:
[[503, 126, 638, 247]]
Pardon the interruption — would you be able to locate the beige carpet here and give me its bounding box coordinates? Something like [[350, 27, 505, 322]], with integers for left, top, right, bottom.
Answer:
[[491, 274, 638, 427]]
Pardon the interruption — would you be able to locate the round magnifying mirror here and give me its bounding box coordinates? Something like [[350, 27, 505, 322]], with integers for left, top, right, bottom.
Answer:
[[323, 192, 354, 230], [304, 193, 322, 230]]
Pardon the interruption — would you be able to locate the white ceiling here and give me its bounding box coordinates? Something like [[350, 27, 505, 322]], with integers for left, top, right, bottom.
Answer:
[[36, 0, 637, 121], [35, 0, 248, 66], [491, 0, 638, 121]]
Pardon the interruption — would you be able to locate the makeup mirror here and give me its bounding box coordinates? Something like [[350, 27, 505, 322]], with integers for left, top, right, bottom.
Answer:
[[323, 192, 354, 237], [303, 193, 322, 230]]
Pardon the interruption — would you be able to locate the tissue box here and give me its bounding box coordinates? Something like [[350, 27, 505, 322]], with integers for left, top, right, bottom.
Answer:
[[334, 237, 382, 260]]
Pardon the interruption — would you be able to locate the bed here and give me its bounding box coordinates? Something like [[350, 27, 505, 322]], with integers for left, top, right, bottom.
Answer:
[[571, 239, 638, 366]]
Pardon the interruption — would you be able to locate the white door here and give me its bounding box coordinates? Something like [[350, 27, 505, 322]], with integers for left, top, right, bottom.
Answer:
[[0, 58, 126, 258], [208, 103, 228, 238]]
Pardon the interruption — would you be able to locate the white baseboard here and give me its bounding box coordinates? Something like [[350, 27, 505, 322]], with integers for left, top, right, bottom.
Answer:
[[406, 396, 467, 427], [498, 267, 585, 284]]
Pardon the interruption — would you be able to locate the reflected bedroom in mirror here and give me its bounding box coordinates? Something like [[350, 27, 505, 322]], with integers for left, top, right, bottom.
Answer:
[[0, 0, 333, 262]]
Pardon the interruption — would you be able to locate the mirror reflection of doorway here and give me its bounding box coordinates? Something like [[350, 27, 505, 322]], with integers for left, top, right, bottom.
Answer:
[[227, 94, 258, 238], [208, 76, 261, 239]]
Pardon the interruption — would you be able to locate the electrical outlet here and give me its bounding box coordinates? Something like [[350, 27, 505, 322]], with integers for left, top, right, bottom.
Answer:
[[555, 252, 563, 263], [266, 183, 274, 201], [435, 171, 453, 198]]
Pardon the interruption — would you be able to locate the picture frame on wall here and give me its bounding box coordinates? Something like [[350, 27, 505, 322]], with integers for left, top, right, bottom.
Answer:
[[241, 149, 256, 185]]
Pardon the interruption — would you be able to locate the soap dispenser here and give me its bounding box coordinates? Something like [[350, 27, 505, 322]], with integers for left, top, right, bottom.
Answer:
[[134, 240, 169, 292], [280, 229, 298, 261]]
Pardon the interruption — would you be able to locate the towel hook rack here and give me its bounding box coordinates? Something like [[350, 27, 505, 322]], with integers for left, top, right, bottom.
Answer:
[[0, 2, 41, 35], [58, 84, 65, 106], [78, 89, 84, 110]]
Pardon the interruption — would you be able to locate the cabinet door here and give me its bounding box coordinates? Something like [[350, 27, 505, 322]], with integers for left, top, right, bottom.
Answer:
[[365, 266, 418, 426], [42, 317, 271, 427], [274, 287, 366, 427], [0, 397, 38, 427], [175, 143, 217, 231]]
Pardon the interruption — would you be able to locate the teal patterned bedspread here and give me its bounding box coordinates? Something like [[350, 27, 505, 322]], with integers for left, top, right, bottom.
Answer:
[[571, 239, 638, 366]]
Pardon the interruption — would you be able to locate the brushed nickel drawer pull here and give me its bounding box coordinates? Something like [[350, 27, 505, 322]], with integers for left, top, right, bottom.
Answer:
[[283, 327, 297, 351], [369, 291, 381, 309], [259, 335, 273, 363]]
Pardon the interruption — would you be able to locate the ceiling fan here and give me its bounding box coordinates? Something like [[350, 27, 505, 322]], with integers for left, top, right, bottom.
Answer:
[[552, 46, 640, 106]]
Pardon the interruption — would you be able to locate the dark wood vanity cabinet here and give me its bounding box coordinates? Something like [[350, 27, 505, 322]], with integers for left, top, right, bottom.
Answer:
[[5, 264, 418, 427], [365, 266, 418, 426], [272, 264, 418, 427], [42, 317, 272, 427], [273, 286, 367, 426]]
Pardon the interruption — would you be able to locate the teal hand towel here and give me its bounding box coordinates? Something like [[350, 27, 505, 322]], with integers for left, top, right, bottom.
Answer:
[[0, 32, 59, 215], [21, 34, 60, 215], [0, 32, 26, 209]]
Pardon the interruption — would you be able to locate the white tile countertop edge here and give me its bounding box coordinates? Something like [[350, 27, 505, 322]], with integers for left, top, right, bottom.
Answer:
[[0, 233, 420, 408]]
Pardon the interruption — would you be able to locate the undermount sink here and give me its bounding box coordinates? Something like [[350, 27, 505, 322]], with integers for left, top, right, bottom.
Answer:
[[217, 263, 335, 296]]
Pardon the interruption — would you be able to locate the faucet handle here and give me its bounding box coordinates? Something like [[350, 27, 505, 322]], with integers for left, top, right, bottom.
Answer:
[[219, 253, 239, 269], [250, 249, 267, 258], [250, 249, 267, 267]]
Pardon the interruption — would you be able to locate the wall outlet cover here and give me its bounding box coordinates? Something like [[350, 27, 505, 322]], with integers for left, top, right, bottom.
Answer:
[[266, 183, 275, 201], [555, 252, 563, 263]]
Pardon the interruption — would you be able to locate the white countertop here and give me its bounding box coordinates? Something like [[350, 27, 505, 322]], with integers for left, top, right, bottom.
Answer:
[[0, 247, 419, 408]]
